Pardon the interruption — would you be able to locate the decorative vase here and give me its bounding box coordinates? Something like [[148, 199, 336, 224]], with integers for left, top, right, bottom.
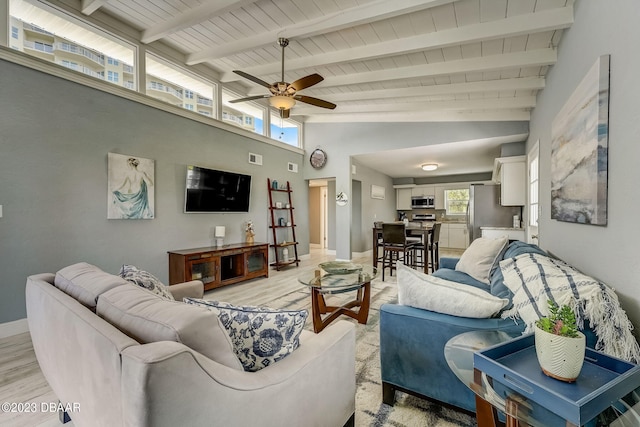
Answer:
[[534, 326, 586, 382], [246, 232, 254, 244]]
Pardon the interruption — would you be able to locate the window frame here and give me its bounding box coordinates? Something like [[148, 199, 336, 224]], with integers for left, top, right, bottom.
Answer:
[[444, 188, 470, 216]]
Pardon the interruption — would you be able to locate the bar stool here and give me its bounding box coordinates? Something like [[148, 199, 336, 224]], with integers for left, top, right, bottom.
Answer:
[[381, 223, 417, 281]]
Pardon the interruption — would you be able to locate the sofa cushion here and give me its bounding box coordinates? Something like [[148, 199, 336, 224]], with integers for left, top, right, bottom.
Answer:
[[431, 268, 489, 291], [455, 237, 508, 284], [184, 298, 307, 372], [97, 285, 242, 370], [54, 262, 129, 309], [397, 263, 508, 318], [119, 264, 174, 300]]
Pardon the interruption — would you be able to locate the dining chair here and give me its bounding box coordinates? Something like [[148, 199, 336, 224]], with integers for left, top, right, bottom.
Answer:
[[427, 222, 442, 273], [381, 223, 417, 281]]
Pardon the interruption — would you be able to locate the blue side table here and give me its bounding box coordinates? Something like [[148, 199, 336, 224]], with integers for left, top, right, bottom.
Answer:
[[445, 331, 640, 427]]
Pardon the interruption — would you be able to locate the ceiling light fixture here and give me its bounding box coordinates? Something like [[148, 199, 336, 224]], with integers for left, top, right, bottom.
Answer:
[[421, 163, 438, 171], [269, 95, 296, 110]]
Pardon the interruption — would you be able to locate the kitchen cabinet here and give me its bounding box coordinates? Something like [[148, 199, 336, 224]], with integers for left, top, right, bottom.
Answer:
[[396, 188, 412, 210], [411, 185, 434, 198], [438, 223, 468, 249], [492, 156, 525, 206], [447, 223, 468, 249], [481, 227, 525, 241], [434, 186, 445, 210]]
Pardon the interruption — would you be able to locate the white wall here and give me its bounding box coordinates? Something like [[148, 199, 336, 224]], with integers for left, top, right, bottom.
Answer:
[[528, 1, 640, 333]]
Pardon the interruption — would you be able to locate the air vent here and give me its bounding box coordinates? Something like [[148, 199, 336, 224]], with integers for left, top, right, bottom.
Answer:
[[288, 162, 298, 173], [248, 153, 262, 165]]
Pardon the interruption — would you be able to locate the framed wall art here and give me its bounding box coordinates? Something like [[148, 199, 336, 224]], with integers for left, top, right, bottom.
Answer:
[[107, 153, 155, 219], [550, 54, 610, 226]]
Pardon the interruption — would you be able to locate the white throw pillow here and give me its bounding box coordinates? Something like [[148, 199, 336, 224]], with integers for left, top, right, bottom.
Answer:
[[397, 263, 508, 318], [455, 237, 508, 284]]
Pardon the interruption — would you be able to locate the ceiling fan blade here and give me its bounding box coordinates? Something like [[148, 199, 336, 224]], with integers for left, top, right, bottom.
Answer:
[[280, 109, 290, 119], [289, 73, 324, 92], [294, 95, 336, 110], [229, 95, 269, 103], [233, 70, 272, 89]]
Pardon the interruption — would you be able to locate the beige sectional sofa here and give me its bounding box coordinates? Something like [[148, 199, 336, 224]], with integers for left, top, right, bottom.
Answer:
[[26, 263, 356, 427]]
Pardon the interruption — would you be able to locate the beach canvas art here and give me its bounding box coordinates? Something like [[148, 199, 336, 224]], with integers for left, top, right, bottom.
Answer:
[[108, 153, 155, 219], [551, 55, 610, 225]]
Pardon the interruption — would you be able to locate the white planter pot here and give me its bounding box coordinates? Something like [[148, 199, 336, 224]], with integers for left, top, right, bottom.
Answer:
[[534, 326, 586, 382]]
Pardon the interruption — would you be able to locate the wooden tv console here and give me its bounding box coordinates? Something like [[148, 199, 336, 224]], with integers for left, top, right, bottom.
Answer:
[[168, 243, 269, 291]]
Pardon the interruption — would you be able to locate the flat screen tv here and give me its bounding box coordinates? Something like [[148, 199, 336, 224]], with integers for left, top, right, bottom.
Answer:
[[185, 165, 251, 213]]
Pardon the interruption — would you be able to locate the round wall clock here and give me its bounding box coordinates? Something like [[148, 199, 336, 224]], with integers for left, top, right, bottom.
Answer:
[[310, 148, 327, 169]]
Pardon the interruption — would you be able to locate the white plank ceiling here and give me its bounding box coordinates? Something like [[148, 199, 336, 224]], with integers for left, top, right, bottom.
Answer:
[[81, 0, 574, 125]]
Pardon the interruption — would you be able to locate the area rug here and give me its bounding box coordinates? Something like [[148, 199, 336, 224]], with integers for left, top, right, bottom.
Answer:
[[220, 275, 477, 427]]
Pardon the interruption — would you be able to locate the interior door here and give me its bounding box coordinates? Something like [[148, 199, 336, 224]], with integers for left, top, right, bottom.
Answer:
[[527, 141, 540, 244]]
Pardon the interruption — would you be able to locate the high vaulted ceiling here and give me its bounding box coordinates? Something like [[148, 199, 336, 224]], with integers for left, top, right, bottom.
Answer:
[[79, 0, 574, 124]]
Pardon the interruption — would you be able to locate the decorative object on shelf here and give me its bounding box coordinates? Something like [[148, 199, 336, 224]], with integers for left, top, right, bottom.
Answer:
[[276, 202, 282, 208], [336, 191, 348, 206], [272, 179, 278, 189], [282, 246, 289, 262], [310, 148, 327, 169], [534, 301, 586, 382], [214, 226, 225, 247], [551, 54, 610, 226], [107, 153, 155, 220], [245, 221, 255, 244]]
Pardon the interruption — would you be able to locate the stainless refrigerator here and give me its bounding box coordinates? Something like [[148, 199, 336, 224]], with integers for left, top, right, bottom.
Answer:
[[467, 184, 522, 242]]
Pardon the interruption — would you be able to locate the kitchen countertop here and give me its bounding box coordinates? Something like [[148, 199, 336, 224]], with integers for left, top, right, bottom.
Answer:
[[480, 226, 524, 231]]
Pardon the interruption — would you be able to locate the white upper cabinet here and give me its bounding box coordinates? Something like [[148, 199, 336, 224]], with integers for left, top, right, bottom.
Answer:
[[493, 156, 526, 206], [411, 185, 435, 197], [396, 188, 412, 210]]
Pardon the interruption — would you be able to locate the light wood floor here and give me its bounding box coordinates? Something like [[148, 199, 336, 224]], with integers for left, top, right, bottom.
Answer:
[[0, 247, 463, 427]]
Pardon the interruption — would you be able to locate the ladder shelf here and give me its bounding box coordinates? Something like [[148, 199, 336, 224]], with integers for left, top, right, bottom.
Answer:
[[267, 178, 300, 270]]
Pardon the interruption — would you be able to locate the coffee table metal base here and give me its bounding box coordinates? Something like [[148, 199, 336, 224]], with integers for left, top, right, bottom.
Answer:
[[311, 282, 371, 333]]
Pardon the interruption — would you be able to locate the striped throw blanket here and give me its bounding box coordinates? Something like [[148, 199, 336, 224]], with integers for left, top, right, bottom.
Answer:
[[499, 253, 640, 363]]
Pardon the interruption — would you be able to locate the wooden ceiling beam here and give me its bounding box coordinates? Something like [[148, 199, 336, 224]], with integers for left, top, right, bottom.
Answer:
[[291, 96, 536, 115], [81, 0, 108, 15], [302, 110, 531, 123], [141, 0, 258, 44], [301, 77, 545, 102], [185, 0, 459, 65], [315, 48, 556, 89], [222, 6, 572, 82]]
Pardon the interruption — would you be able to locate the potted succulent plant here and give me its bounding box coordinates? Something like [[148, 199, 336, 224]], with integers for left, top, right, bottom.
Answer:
[[534, 300, 586, 382]]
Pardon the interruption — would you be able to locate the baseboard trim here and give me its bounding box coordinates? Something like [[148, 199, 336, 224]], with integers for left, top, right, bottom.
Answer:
[[0, 318, 29, 339]]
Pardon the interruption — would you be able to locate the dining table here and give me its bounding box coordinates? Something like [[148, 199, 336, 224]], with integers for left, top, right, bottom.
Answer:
[[372, 222, 433, 274]]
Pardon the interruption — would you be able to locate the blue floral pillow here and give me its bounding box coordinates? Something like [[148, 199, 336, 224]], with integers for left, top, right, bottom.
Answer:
[[119, 264, 174, 301], [184, 298, 307, 372]]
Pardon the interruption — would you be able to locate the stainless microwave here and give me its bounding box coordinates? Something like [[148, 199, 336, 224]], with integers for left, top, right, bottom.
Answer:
[[411, 196, 435, 209]]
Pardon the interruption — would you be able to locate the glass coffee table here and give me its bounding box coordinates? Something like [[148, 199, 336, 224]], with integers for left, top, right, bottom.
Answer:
[[298, 263, 377, 333]]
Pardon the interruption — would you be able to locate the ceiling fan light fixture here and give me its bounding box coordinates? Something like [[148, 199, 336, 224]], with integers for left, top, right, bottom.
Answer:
[[269, 95, 296, 110], [421, 163, 438, 171]]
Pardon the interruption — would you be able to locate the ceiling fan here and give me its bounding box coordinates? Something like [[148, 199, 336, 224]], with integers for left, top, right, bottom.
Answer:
[[229, 38, 336, 118]]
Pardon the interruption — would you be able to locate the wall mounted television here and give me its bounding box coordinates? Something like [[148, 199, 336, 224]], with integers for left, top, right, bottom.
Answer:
[[185, 165, 251, 213]]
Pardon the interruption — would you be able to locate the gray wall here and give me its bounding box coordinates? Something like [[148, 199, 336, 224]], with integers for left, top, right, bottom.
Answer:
[[528, 0, 640, 333], [0, 58, 308, 323]]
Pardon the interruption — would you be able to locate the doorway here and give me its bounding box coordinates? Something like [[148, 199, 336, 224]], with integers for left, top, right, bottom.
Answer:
[[309, 180, 329, 249]]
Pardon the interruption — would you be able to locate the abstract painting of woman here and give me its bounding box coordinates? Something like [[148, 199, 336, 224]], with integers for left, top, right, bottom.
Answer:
[[108, 153, 155, 219]]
